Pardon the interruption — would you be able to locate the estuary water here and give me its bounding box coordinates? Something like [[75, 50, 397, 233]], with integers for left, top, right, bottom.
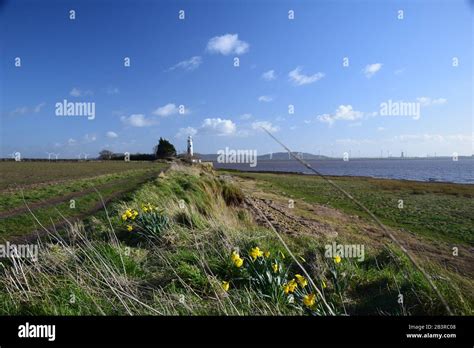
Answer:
[[213, 158, 474, 184]]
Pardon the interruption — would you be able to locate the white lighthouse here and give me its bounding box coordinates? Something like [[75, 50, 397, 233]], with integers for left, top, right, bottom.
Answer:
[[187, 135, 193, 157]]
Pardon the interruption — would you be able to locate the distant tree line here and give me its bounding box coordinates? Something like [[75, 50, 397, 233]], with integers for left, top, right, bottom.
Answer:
[[98, 138, 177, 161]]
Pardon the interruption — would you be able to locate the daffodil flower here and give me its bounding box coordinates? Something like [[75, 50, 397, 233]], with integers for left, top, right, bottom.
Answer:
[[295, 274, 308, 287], [303, 293, 316, 308], [126, 225, 133, 231], [249, 247, 263, 261], [334, 255, 342, 264], [283, 279, 298, 294], [221, 281, 230, 292]]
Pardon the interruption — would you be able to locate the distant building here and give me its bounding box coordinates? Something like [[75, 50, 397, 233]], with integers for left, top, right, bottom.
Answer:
[[187, 136, 193, 157]]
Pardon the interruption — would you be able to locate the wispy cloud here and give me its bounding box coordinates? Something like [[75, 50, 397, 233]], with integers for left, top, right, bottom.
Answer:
[[152, 103, 188, 117], [317, 105, 364, 126], [261, 70, 276, 81], [168, 56, 202, 71], [121, 114, 158, 127], [258, 95, 273, 102], [251, 121, 280, 133], [288, 67, 324, 86], [106, 87, 120, 95], [10, 102, 46, 116], [206, 34, 249, 55], [363, 63, 382, 78], [106, 131, 118, 138], [70, 87, 93, 97], [176, 127, 198, 138]]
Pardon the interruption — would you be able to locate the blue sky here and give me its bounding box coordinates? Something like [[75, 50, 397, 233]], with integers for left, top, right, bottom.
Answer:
[[1, 0, 472, 158]]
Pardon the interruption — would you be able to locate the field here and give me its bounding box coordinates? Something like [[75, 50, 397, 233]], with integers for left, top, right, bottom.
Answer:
[[0, 161, 168, 241], [0, 162, 472, 315]]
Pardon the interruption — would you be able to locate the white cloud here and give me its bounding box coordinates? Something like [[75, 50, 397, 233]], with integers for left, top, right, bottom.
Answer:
[[10, 102, 46, 116], [176, 127, 198, 138], [121, 114, 157, 127], [239, 113, 252, 120], [206, 34, 249, 55], [317, 105, 364, 125], [251, 121, 280, 133], [10, 106, 28, 116], [83, 134, 97, 143], [106, 131, 118, 138], [33, 102, 46, 113], [67, 138, 77, 146], [152, 103, 188, 117], [201, 118, 236, 136], [258, 95, 273, 102], [70, 87, 92, 97], [363, 63, 382, 78], [416, 97, 447, 107], [288, 67, 324, 86], [262, 70, 276, 81], [168, 56, 202, 71]]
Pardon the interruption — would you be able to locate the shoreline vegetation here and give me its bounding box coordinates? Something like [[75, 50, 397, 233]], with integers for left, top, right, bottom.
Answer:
[[0, 161, 472, 315]]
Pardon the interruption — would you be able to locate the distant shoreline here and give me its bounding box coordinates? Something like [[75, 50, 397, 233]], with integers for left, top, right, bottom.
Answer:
[[217, 167, 474, 186]]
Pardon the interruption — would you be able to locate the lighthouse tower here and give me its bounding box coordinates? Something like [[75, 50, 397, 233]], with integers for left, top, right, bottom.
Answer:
[[187, 136, 193, 157]]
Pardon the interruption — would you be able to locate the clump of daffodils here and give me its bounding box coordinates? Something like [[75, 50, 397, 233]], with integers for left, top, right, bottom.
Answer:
[[119, 203, 169, 237], [121, 208, 138, 222], [221, 245, 331, 314]]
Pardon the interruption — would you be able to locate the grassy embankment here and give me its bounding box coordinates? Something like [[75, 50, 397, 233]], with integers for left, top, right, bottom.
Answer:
[[0, 164, 471, 315]]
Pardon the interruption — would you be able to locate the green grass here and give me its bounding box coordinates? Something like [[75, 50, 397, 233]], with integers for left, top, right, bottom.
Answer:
[[221, 171, 474, 245], [0, 164, 471, 315]]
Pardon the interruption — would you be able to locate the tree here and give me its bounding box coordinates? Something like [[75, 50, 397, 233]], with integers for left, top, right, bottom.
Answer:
[[98, 149, 113, 160], [154, 138, 177, 159]]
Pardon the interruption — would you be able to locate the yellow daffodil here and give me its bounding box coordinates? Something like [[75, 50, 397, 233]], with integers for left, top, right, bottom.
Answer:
[[221, 281, 230, 292], [142, 206, 149, 213], [303, 293, 316, 308], [249, 247, 263, 261], [126, 225, 133, 231], [272, 263, 279, 273], [234, 258, 243, 267], [295, 274, 308, 287], [334, 255, 342, 264], [264, 250, 270, 258], [125, 209, 133, 218], [231, 251, 244, 268], [121, 214, 128, 221], [283, 279, 298, 294]]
